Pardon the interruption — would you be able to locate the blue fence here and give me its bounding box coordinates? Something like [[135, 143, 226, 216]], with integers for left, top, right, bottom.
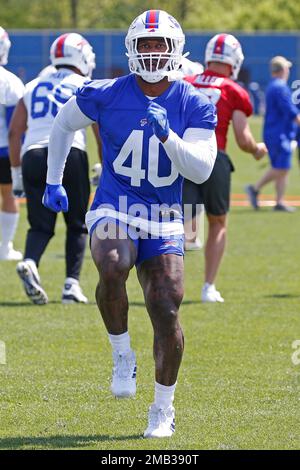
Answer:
[[6, 30, 300, 113]]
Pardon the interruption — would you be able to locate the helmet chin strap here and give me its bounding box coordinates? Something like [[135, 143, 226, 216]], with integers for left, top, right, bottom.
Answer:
[[140, 72, 166, 84]]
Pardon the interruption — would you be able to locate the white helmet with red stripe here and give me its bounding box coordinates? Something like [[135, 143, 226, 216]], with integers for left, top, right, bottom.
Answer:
[[205, 33, 244, 80], [125, 10, 185, 83], [0, 27, 11, 66], [50, 33, 95, 77]]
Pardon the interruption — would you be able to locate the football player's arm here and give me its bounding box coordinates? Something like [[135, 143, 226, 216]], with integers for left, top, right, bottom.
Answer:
[[46, 96, 94, 184], [8, 98, 27, 167], [162, 128, 217, 184], [8, 98, 27, 196], [0, 77, 7, 104], [147, 100, 217, 184], [0, 75, 24, 106], [232, 110, 267, 160]]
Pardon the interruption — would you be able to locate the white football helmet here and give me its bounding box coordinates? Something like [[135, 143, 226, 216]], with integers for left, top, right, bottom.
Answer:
[[205, 33, 244, 80], [180, 57, 204, 77], [125, 10, 185, 83], [50, 33, 95, 77], [0, 27, 11, 66]]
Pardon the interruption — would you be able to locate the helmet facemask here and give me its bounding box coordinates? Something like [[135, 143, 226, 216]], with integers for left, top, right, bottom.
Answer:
[[127, 36, 184, 83]]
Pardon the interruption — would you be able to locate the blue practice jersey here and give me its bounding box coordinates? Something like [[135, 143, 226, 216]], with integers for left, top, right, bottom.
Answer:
[[76, 73, 217, 227], [263, 78, 299, 144]]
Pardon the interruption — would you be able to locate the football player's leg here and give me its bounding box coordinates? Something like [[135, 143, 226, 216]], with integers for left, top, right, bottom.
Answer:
[[62, 148, 90, 303], [91, 223, 138, 397], [203, 213, 226, 302], [201, 151, 232, 302], [17, 149, 55, 304], [91, 222, 137, 334], [137, 253, 184, 437], [137, 253, 184, 385], [0, 158, 21, 260], [22, 149, 56, 265]]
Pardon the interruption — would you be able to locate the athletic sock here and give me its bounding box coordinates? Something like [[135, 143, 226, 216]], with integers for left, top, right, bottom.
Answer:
[[204, 282, 214, 290], [64, 277, 79, 285], [154, 381, 177, 410], [0, 211, 19, 249], [109, 331, 131, 355]]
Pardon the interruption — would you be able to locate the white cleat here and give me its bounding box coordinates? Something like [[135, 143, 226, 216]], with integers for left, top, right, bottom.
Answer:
[[184, 238, 203, 251], [16, 260, 48, 305], [111, 350, 137, 398], [201, 284, 224, 303], [0, 242, 22, 261], [62, 278, 88, 304], [144, 404, 175, 438]]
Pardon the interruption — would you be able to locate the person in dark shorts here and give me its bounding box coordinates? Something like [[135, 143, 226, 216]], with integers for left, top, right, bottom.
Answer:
[[184, 33, 267, 302], [8, 32, 100, 305]]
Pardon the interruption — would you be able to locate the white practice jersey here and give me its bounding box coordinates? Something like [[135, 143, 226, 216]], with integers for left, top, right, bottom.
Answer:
[[0, 66, 24, 148], [22, 68, 88, 156]]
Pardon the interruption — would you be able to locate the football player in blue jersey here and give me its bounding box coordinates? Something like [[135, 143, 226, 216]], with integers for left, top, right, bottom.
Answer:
[[43, 10, 217, 438]]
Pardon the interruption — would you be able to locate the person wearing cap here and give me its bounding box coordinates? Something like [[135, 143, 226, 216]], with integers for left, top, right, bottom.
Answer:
[[246, 56, 300, 211]]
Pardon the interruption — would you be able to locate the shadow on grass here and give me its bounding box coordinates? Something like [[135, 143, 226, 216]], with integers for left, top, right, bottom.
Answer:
[[0, 300, 62, 307], [130, 300, 201, 307], [231, 207, 273, 215], [0, 433, 143, 449], [264, 294, 300, 299]]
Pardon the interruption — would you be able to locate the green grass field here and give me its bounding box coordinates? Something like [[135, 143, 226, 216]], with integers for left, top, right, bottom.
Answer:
[[1, 117, 300, 450]]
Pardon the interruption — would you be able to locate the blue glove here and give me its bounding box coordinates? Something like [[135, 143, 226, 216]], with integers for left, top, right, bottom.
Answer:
[[42, 184, 69, 213], [147, 102, 170, 140]]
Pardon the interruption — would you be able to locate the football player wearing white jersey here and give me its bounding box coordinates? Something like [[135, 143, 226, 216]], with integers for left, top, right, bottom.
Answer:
[[0, 27, 24, 261], [43, 10, 217, 437], [9, 32, 100, 305]]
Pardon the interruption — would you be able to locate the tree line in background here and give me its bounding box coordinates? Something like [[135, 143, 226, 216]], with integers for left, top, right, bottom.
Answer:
[[1, 0, 300, 30]]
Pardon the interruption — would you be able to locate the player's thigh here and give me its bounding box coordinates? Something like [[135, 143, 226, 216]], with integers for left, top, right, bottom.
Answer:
[[22, 148, 47, 187], [90, 221, 137, 278], [22, 149, 57, 232], [137, 253, 184, 316], [0, 158, 12, 186], [202, 151, 233, 216]]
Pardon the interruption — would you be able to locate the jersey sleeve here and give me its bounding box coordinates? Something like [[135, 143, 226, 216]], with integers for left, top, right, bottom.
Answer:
[[76, 78, 116, 122], [2, 74, 24, 106], [186, 90, 218, 130], [231, 84, 253, 117]]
